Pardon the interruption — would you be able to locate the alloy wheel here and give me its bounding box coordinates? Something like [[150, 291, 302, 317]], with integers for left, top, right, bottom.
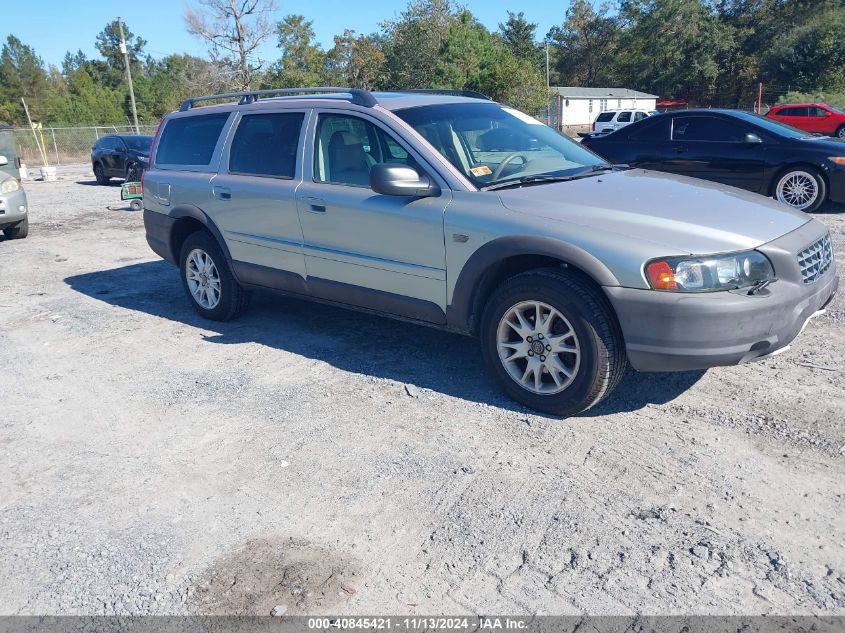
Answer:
[[775, 171, 819, 210], [496, 300, 581, 395], [185, 248, 222, 309]]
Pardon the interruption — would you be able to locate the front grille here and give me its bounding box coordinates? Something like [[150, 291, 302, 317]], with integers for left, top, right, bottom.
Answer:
[[797, 233, 833, 284]]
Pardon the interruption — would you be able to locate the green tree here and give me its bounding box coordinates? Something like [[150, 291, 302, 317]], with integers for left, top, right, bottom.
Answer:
[[325, 30, 385, 89], [0, 36, 55, 124], [499, 11, 541, 68], [48, 64, 123, 125], [761, 1, 845, 92], [381, 0, 457, 88], [264, 14, 326, 87], [616, 0, 732, 102], [547, 1, 620, 87], [435, 11, 549, 114]]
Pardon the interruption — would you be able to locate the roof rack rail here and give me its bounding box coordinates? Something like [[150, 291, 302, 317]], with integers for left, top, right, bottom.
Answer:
[[400, 89, 491, 100], [179, 87, 377, 112]]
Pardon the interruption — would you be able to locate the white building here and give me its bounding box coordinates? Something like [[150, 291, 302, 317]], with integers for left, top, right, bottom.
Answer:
[[552, 87, 659, 127]]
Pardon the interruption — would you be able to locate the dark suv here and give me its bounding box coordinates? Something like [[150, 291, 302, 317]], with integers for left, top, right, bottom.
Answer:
[[91, 134, 153, 184]]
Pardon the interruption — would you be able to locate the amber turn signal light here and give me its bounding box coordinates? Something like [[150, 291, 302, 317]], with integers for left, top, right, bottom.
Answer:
[[646, 261, 677, 290]]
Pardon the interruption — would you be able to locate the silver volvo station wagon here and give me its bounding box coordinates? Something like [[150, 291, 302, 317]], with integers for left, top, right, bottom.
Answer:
[[142, 88, 839, 416]]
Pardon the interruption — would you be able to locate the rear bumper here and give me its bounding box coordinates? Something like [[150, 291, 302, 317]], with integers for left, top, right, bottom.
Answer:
[[143, 209, 177, 264], [0, 186, 28, 228], [605, 220, 839, 372]]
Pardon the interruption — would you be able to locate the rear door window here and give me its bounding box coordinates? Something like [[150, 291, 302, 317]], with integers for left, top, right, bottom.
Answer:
[[628, 117, 670, 141], [229, 112, 304, 178], [156, 112, 230, 166], [617, 112, 632, 123]]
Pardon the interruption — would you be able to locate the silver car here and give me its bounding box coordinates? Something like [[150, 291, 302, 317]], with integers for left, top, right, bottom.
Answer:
[[142, 88, 838, 416], [0, 152, 28, 240]]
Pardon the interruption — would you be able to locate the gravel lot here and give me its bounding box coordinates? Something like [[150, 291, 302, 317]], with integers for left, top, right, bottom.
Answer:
[[1, 165, 844, 616]]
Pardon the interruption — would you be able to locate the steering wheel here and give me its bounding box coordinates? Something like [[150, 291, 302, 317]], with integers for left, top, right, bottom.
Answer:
[[492, 152, 529, 180]]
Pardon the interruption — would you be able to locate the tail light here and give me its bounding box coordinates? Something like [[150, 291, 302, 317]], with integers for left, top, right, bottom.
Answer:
[[592, 122, 595, 131]]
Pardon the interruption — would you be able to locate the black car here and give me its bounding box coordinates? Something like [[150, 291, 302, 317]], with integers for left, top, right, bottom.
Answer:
[[91, 134, 153, 185], [581, 109, 845, 212]]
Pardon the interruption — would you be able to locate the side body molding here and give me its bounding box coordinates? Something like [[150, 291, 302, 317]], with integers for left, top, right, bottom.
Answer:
[[446, 235, 621, 334]]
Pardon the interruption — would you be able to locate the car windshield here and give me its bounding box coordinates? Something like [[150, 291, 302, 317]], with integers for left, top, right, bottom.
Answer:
[[395, 102, 606, 188], [828, 105, 844, 114], [123, 136, 153, 152]]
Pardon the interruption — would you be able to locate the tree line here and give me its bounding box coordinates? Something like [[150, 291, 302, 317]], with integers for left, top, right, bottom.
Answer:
[[1, 0, 844, 127]]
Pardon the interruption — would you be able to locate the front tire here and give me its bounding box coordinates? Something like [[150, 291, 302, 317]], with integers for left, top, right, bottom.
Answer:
[[3, 216, 28, 240], [774, 166, 826, 212], [94, 163, 110, 185], [835, 125, 845, 139], [480, 268, 626, 416], [179, 231, 250, 321]]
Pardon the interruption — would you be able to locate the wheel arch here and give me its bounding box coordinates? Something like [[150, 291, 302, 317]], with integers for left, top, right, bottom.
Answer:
[[168, 205, 233, 266], [446, 235, 620, 335], [769, 162, 830, 200]]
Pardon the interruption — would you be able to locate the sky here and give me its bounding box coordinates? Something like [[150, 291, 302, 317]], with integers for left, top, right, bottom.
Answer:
[[3, 0, 571, 69]]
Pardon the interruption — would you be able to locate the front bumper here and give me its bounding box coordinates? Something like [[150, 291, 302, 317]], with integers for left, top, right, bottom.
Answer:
[[827, 165, 845, 204], [0, 186, 28, 229], [605, 220, 839, 372]]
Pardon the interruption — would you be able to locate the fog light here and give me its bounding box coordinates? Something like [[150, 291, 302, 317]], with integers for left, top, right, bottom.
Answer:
[[18, 205, 26, 213]]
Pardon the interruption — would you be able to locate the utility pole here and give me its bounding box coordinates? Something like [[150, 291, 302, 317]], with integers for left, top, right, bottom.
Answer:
[[757, 82, 763, 114], [118, 17, 139, 134]]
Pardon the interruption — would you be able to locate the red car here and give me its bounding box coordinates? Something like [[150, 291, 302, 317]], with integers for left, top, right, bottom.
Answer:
[[766, 103, 845, 138]]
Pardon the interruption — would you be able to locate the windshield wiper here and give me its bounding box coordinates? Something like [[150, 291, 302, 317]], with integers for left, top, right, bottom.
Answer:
[[481, 175, 578, 191], [481, 164, 627, 191]]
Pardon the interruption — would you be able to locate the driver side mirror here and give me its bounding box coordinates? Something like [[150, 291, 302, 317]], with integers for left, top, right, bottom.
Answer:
[[744, 133, 763, 145], [0, 155, 7, 167], [370, 164, 440, 197]]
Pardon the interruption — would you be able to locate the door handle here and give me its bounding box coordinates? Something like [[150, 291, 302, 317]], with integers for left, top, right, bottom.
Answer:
[[212, 186, 231, 200], [306, 197, 326, 213]]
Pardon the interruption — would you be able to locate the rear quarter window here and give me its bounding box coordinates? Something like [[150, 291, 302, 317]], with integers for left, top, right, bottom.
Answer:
[[595, 112, 615, 123], [156, 112, 230, 166]]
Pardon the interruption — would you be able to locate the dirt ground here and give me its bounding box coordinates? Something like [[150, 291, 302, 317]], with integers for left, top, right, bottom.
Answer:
[[1, 164, 843, 616]]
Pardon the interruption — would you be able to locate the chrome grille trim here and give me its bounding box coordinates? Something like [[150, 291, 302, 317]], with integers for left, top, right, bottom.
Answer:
[[797, 233, 833, 284]]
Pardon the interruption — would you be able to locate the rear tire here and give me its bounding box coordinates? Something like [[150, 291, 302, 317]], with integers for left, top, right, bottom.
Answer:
[[94, 163, 110, 185], [179, 230, 250, 321], [3, 216, 28, 240], [480, 268, 626, 417]]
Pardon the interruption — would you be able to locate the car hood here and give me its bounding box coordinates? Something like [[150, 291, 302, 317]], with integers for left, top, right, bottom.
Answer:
[[796, 135, 845, 151], [496, 169, 809, 254]]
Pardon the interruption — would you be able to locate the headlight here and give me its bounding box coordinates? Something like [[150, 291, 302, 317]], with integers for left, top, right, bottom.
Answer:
[[645, 250, 775, 292], [0, 177, 20, 195]]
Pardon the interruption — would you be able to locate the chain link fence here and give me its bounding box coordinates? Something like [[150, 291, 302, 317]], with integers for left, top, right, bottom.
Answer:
[[12, 125, 159, 166]]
